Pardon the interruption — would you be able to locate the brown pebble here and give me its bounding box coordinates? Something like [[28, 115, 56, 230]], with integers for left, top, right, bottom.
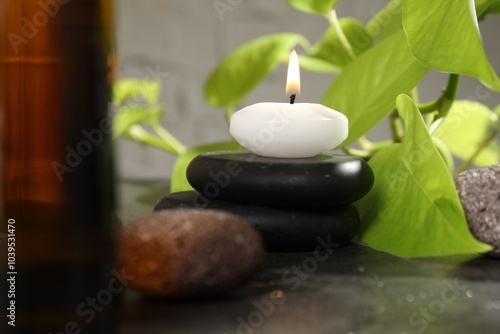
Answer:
[[116, 209, 264, 298]]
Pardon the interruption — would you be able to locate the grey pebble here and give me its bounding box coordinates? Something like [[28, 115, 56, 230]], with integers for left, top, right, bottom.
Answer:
[[455, 165, 500, 257]]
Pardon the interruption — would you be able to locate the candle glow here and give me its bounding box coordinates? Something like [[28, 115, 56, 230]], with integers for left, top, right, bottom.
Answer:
[[286, 49, 300, 97]]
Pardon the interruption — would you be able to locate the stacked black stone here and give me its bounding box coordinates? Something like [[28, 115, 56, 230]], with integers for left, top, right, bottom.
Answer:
[[154, 151, 374, 252]]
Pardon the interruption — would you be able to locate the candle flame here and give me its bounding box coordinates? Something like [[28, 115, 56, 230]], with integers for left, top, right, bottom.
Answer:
[[286, 49, 300, 96]]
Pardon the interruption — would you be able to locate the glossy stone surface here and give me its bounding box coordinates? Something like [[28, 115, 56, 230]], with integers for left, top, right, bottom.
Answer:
[[186, 151, 374, 207], [154, 191, 360, 252], [455, 165, 500, 257], [116, 209, 264, 298]]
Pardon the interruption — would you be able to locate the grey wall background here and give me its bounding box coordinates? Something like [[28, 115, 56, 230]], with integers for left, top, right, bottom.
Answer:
[[115, 0, 500, 180]]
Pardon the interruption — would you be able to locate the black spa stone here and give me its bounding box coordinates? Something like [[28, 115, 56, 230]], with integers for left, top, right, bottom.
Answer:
[[154, 191, 360, 252], [186, 151, 374, 207]]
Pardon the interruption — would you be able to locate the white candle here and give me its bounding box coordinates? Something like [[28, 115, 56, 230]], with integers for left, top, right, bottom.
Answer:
[[229, 50, 348, 158]]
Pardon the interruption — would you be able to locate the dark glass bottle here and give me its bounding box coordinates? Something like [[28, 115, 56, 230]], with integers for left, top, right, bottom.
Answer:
[[0, 0, 116, 332]]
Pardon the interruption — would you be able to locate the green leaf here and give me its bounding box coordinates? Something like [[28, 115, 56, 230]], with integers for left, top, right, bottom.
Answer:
[[287, 0, 339, 14], [432, 137, 454, 172], [356, 94, 491, 257], [204, 33, 308, 109], [307, 18, 373, 70], [170, 141, 242, 193], [366, 0, 403, 40], [113, 106, 164, 138], [113, 79, 161, 105], [432, 100, 500, 166], [298, 54, 340, 73], [476, 0, 500, 18], [403, 0, 500, 91], [322, 31, 427, 146]]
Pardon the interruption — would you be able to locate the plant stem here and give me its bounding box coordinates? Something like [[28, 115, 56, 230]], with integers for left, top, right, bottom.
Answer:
[[357, 135, 373, 150], [341, 147, 371, 158], [419, 100, 439, 114], [442, 73, 460, 101], [342, 140, 393, 160], [326, 10, 356, 62], [410, 87, 419, 105], [454, 115, 500, 175], [417, 74, 460, 119], [125, 125, 183, 155], [389, 110, 403, 143], [437, 73, 460, 118], [152, 124, 187, 154]]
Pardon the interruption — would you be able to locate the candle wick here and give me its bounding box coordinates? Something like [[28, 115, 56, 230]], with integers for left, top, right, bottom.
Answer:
[[290, 94, 296, 104]]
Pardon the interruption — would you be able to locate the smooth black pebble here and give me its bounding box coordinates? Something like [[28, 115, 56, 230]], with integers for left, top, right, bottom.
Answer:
[[186, 151, 374, 207], [154, 191, 360, 252]]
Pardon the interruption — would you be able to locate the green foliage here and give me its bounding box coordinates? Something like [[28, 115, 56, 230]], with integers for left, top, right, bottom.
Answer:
[[112, 79, 163, 139], [432, 101, 500, 167], [170, 141, 242, 193], [297, 55, 340, 73], [366, 0, 403, 40], [403, 0, 500, 91], [322, 31, 427, 145], [204, 34, 309, 110], [303, 18, 373, 72], [356, 95, 491, 257], [113, 79, 161, 105], [114, 1, 500, 258], [113, 106, 163, 138], [432, 137, 454, 172], [287, 0, 339, 14], [199, 0, 500, 257], [476, 0, 500, 19], [112, 79, 186, 155]]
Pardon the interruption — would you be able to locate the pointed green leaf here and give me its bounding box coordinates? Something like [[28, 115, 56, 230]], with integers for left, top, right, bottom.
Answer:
[[113, 106, 164, 138], [170, 141, 242, 193], [366, 0, 403, 41], [204, 33, 308, 109], [113, 79, 161, 105], [322, 31, 427, 146], [307, 18, 373, 70], [287, 0, 339, 14], [403, 0, 500, 91], [432, 100, 500, 166], [356, 95, 491, 257]]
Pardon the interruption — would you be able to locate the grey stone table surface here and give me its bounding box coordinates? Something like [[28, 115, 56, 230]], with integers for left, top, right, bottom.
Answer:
[[117, 179, 500, 334]]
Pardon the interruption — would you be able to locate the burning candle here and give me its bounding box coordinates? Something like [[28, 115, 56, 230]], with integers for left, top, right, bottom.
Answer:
[[229, 50, 348, 158]]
